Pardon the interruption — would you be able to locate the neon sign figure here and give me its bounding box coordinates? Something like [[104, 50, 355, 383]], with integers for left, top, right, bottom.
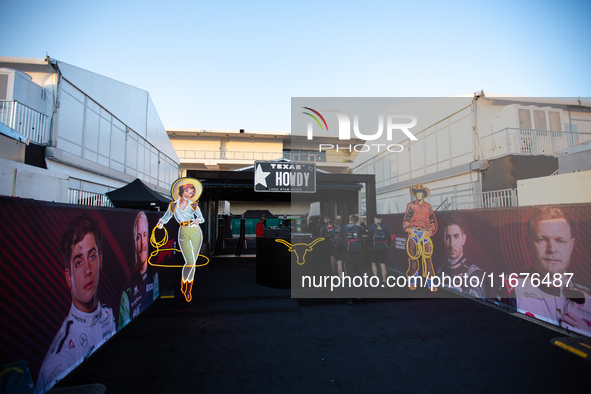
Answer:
[[403, 184, 438, 291], [156, 178, 205, 302], [275, 238, 325, 265]]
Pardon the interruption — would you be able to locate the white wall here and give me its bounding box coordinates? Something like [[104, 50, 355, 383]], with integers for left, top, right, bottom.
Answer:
[[353, 103, 474, 192], [226, 139, 283, 153], [46, 160, 127, 192], [0, 133, 25, 163], [518, 171, 591, 206], [367, 172, 477, 214], [568, 108, 591, 134], [54, 80, 177, 192], [171, 136, 221, 152], [0, 157, 68, 203], [0, 58, 179, 195]]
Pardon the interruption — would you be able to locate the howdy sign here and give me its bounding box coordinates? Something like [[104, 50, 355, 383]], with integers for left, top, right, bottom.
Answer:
[[254, 161, 316, 193]]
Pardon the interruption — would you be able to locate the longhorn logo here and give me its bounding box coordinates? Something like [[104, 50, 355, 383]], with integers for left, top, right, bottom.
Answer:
[[275, 238, 325, 265]]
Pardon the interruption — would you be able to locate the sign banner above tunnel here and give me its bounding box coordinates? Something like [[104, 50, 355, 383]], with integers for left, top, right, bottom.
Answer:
[[254, 161, 316, 193]]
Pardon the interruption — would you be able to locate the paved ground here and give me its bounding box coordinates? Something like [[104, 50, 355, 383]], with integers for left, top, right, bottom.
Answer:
[[52, 257, 588, 393]]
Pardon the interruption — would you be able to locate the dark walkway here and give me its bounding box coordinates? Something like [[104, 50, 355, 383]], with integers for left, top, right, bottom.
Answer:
[[53, 257, 588, 393]]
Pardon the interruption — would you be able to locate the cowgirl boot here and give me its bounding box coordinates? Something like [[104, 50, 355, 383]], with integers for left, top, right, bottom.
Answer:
[[185, 280, 194, 302], [406, 258, 419, 290], [180, 278, 187, 298]]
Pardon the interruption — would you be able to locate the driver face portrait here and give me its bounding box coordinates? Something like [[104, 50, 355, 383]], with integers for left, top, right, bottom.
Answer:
[[65, 233, 102, 313], [529, 217, 575, 276], [136, 214, 149, 269], [444, 224, 466, 260]]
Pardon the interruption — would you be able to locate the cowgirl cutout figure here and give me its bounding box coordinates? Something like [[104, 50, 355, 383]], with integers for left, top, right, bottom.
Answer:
[[157, 178, 204, 302]]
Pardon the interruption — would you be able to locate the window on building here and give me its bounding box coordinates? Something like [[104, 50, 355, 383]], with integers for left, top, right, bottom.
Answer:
[[548, 111, 561, 132], [282, 150, 327, 162], [534, 110, 547, 131], [518, 109, 532, 129]]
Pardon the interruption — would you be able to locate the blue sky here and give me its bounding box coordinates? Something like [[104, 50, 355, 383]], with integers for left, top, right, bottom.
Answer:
[[2, 0, 590, 132]]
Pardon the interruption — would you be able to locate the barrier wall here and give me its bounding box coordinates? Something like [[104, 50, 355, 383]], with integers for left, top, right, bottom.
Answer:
[[0, 197, 178, 393], [2, 196, 589, 393], [382, 203, 591, 337]]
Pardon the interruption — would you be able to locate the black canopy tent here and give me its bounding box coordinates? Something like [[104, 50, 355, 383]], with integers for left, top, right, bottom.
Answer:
[[106, 178, 171, 211]]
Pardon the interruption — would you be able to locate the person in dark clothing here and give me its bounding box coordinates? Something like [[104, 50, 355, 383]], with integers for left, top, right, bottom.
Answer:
[[368, 214, 392, 284], [333, 218, 344, 277], [338, 215, 363, 304], [320, 215, 337, 274]]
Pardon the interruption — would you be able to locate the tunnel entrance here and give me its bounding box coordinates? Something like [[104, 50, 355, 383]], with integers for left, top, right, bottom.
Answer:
[[186, 167, 376, 256]]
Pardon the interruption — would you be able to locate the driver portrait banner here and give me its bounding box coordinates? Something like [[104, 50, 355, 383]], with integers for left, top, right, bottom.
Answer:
[[0, 197, 177, 393]]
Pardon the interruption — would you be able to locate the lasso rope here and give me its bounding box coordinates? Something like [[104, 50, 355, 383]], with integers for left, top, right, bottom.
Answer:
[[148, 225, 209, 268], [406, 228, 434, 278], [405, 229, 434, 258]]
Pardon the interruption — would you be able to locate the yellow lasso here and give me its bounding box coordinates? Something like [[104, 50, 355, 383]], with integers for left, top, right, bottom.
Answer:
[[405, 229, 434, 259], [148, 225, 209, 268]]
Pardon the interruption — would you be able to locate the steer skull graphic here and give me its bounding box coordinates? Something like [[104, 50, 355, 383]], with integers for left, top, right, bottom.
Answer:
[[275, 238, 325, 265]]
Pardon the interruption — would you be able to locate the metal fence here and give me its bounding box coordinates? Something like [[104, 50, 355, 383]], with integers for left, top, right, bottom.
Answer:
[[176, 150, 284, 161], [480, 128, 591, 160], [176, 150, 350, 163], [0, 100, 50, 144], [68, 189, 114, 207], [445, 188, 518, 210]]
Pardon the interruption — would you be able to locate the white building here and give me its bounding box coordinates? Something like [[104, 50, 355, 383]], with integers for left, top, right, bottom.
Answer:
[[166, 127, 362, 175], [352, 93, 591, 213], [166, 127, 365, 217], [0, 56, 179, 204]]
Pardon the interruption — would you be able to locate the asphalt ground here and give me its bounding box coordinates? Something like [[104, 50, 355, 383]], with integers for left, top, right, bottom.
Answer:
[[52, 257, 588, 393]]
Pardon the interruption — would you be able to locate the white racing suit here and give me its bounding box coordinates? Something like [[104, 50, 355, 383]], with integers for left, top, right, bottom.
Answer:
[[36, 303, 116, 393], [497, 273, 591, 337]]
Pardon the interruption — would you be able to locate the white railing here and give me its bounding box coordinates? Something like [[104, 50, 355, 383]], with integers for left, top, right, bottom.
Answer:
[[176, 150, 351, 163], [283, 151, 352, 163], [445, 188, 518, 210], [0, 100, 50, 144], [177, 150, 284, 161], [68, 189, 114, 207], [479, 128, 591, 160]]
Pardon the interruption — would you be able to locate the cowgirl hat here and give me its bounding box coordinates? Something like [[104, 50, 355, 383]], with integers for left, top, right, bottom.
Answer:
[[410, 183, 430, 199], [171, 177, 203, 202]]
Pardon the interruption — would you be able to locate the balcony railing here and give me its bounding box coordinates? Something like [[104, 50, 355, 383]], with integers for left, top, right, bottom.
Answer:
[[177, 150, 284, 161], [68, 188, 114, 207], [0, 100, 50, 145], [282, 151, 352, 163], [176, 150, 353, 164], [443, 188, 518, 211], [479, 128, 591, 160]]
